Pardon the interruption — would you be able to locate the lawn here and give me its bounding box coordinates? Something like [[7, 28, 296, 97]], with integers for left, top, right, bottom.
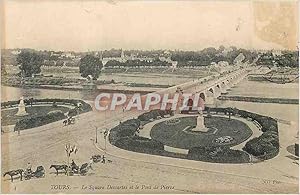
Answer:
[[1, 105, 70, 126], [150, 116, 253, 149]]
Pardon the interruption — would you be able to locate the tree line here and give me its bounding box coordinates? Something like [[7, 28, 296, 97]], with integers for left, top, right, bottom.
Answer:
[[105, 59, 172, 68], [256, 50, 298, 68], [171, 46, 258, 66], [5, 48, 299, 80]]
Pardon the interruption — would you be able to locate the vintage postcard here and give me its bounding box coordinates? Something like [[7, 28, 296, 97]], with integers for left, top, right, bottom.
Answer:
[[0, 0, 299, 194]]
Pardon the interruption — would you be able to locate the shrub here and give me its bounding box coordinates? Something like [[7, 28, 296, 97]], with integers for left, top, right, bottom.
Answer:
[[115, 136, 164, 153], [188, 146, 250, 163], [239, 109, 280, 160], [14, 111, 67, 131], [204, 108, 280, 160], [260, 133, 279, 147], [242, 136, 278, 157], [108, 119, 141, 144], [118, 125, 138, 137], [121, 119, 141, 128], [137, 109, 166, 121], [1, 98, 92, 113], [1, 101, 19, 108], [237, 109, 252, 118], [67, 108, 79, 117]]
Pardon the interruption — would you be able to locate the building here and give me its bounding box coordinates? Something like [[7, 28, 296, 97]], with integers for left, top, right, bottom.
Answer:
[[100, 49, 154, 66]]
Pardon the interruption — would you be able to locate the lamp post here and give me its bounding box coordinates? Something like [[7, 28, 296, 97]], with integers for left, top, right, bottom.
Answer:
[[95, 127, 108, 152], [95, 127, 98, 143], [104, 128, 108, 153]]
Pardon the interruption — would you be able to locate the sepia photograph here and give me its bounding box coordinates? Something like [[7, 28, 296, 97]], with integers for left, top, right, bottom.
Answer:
[[0, 0, 299, 194]]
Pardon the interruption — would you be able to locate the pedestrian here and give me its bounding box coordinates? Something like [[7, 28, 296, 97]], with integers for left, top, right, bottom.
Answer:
[[89, 157, 94, 170], [101, 155, 106, 164], [26, 162, 32, 174], [71, 159, 78, 172]]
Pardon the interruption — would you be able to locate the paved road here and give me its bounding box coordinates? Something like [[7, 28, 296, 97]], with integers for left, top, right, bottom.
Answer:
[[2, 106, 298, 194]]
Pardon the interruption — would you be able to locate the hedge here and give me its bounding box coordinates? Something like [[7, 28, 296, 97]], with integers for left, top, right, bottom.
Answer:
[[14, 111, 67, 131], [204, 107, 280, 160], [137, 109, 172, 121], [109, 108, 280, 162], [114, 136, 164, 154], [188, 146, 250, 163], [1, 98, 92, 113], [1, 101, 19, 108], [239, 110, 279, 160], [108, 119, 140, 145]]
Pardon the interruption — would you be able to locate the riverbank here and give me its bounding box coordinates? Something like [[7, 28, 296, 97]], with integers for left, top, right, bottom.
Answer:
[[218, 95, 299, 104], [1, 83, 155, 95]]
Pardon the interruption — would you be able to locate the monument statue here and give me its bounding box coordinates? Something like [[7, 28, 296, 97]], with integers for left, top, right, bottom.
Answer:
[[192, 109, 209, 132], [16, 96, 28, 116]]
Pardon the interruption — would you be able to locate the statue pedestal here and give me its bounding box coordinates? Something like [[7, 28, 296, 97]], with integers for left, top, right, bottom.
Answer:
[[192, 113, 209, 132], [16, 97, 28, 116]]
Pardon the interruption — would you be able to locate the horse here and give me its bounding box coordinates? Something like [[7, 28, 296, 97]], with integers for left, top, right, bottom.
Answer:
[[3, 169, 24, 182], [63, 120, 68, 126], [49, 165, 68, 176]]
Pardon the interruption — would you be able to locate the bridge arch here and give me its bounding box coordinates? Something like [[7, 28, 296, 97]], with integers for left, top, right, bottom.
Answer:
[[199, 92, 206, 102], [205, 88, 215, 105], [214, 85, 221, 97], [208, 88, 214, 95], [220, 82, 227, 93]]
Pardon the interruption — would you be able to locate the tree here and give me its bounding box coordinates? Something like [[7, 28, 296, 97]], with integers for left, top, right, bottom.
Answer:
[[17, 51, 43, 77], [218, 45, 225, 53], [1, 57, 7, 76], [79, 55, 103, 80], [256, 52, 274, 66], [275, 52, 298, 67]]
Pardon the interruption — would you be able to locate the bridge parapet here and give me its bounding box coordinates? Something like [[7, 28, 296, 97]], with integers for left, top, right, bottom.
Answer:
[[153, 67, 253, 97]]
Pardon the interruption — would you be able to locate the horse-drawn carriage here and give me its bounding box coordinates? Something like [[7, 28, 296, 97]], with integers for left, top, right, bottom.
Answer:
[[63, 117, 75, 126], [3, 166, 45, 182], [91, 155, 103, 163], [69, 163, 90, 176], [92, 155, 112, 164], [50, 162, 91, 176], [24, 166, 45, 180]]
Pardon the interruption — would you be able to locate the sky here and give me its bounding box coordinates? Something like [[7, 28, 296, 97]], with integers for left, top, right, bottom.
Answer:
[[1, 0, 298, 51]]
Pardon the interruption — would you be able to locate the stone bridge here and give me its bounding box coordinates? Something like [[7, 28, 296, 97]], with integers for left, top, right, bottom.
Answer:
[[155, 67, 253, 106]]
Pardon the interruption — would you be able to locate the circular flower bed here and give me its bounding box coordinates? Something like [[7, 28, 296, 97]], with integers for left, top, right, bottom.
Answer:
[[150, 116, 252, 149], [109, 107, 280, 163], [214, 136, 234, 145]]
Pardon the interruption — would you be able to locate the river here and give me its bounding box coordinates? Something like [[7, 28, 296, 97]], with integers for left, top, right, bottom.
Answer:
[[1, 86, 102, 102], [217, 79, 299, 127], [1, 79, 299, 146]]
